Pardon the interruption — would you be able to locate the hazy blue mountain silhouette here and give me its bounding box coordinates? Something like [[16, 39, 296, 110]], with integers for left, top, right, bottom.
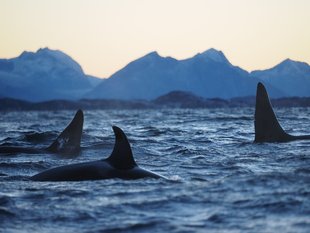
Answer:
[[1, 48, 309, 101], [85, 49, 284, 100], [0, 48, 101, 101], [251, 59, 310, 97]]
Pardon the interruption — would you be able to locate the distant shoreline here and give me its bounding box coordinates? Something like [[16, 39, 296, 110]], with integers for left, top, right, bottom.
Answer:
[[1, 94, 310, 111]]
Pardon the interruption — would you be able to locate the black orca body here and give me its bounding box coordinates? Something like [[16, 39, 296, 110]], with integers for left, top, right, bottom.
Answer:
[[31, 126, 164, 181], [254, 82, 310, 142], [0, 110, 84, 155]]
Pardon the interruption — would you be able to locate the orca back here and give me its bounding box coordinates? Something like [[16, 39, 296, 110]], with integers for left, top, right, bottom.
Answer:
[[31, 126, 164, 181]]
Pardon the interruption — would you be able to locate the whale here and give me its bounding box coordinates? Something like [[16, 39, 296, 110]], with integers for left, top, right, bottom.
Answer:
[[0, 109, 84, 155], [254, 82, 310, 142], [31, 126, 165, 181]]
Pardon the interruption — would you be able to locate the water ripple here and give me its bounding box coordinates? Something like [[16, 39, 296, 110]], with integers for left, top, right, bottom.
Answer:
[[0, 108, 309, 232]]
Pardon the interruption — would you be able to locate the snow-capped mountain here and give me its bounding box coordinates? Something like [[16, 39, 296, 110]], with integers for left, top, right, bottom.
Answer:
[[251, 59, 310, 97], [0, 48, 101, 101], [85, 48, 283, 100], [1, 47, 309, 102], [194, 48, 230, 63]]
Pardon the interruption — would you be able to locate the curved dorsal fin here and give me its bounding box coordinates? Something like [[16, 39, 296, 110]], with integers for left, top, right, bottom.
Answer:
[[46, 109, 84, 154], [107, 126, 137, 169], [254, 83, 291, 142]]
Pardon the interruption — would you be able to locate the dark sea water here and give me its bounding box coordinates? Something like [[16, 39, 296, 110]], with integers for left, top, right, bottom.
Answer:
[[0, 108, 309, 233]]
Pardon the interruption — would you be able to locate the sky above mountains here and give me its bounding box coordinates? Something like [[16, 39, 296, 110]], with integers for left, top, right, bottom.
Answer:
[[1, 0, 310, 78]]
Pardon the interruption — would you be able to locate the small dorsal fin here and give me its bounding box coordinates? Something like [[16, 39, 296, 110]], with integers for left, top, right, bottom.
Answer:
[[254, 83, 291, 142], [107, 126, 137, 169], [46, 109, 84, 154]]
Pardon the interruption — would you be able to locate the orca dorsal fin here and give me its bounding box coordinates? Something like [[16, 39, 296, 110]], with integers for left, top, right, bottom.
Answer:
[[107, 126, 137, 169], [254, 83, 292, 142], [46, 109, 84, 155]]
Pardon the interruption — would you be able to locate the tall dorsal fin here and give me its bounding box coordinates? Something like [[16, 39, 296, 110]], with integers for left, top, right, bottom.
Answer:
[[46, 109, 84, 154], [254, 83, 292, 142], [107, 126, 137, 169]]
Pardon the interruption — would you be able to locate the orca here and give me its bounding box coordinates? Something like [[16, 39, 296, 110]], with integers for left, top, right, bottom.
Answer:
[[0, 109, 83, 155], [31, 126, 165, 181], [254, 82, 310, 142]]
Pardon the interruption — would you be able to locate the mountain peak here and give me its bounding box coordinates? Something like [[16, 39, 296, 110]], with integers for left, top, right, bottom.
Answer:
[[30, 47, 84, 73], [135, 51, 164, 64], [148, 51, 159, 56], [276, 58, 310, 72], [19, 47, 65, 59], [280, 58, 297, 66], [37, 47, 51, 53], [36, 47, 69, 59], [195, 48, 229, 63], [283, 58, 293, 63], [144, 51, 161, 59]]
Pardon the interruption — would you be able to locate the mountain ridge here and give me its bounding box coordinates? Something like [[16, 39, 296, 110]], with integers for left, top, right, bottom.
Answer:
[[85, 48, 284, 100], [0, 47, 102, 102], [250, 58, 310, 97], [1, 48, 309, 101]]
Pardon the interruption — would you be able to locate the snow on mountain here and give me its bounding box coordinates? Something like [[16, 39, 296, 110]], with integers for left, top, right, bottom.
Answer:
[[1, 48, 308, 101], [251, 59, 310, 97], [195, 48, 230, 63], [85, 48, 283, 100], [0, 48, 96, 101]]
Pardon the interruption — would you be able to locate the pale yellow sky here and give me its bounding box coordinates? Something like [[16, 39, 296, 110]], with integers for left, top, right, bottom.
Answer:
[[0, 0, 310, 78]]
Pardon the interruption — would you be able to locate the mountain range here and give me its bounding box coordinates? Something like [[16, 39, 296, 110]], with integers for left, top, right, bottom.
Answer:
[[0, 47, 309, 102]]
